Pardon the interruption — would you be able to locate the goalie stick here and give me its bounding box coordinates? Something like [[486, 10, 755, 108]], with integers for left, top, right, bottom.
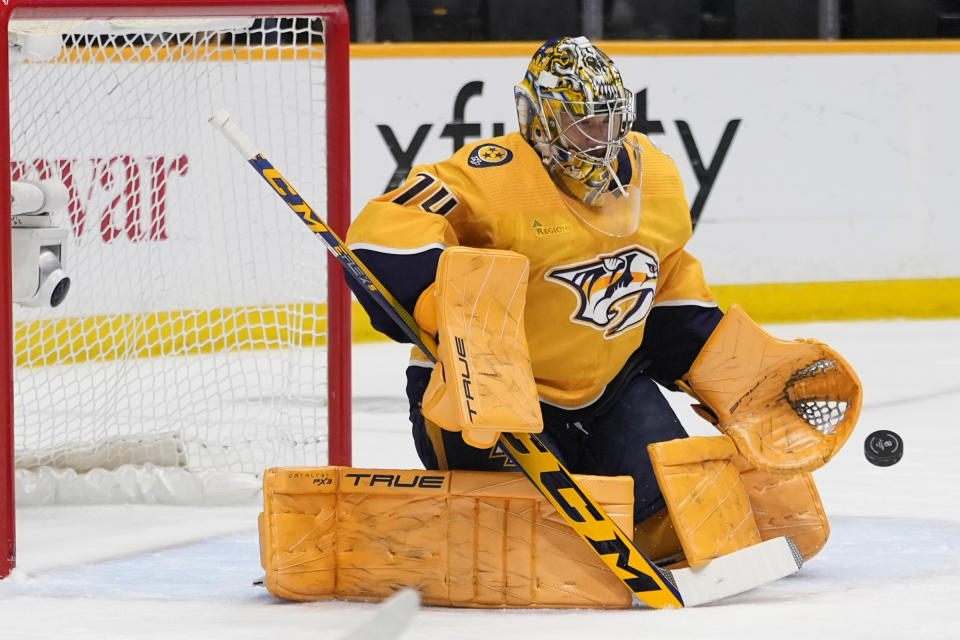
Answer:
[[209, 109, 801, 609], [339, 588, 420, 640]]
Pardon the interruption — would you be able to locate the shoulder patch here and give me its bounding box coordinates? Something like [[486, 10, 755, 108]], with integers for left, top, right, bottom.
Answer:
[[467, 143, 513, 168]]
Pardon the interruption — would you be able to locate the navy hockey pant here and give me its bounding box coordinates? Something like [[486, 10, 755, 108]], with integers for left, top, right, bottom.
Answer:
[[406, 363, 688, 524]]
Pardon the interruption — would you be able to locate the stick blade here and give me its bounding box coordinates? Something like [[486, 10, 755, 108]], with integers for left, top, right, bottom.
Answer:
[[339, 588, 420, 640], [670, 537, 802, 607]]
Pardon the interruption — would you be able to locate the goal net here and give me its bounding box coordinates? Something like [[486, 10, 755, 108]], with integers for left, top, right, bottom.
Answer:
[[2, 2, 351, 509]]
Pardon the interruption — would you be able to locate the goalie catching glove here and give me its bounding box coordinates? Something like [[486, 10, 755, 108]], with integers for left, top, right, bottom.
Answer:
[[678, 304, 862, 473], [419, 247, 543, 448]]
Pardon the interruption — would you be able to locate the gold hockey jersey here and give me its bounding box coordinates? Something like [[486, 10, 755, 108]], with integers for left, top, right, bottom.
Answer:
[[346, 131, 715, 409]]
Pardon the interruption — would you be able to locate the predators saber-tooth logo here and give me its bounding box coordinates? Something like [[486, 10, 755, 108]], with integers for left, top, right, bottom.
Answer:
[[547, 246, 659, 338]]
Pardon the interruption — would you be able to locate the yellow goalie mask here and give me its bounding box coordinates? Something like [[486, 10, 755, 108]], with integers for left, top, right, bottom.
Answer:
[[515, 36, 635, 206]]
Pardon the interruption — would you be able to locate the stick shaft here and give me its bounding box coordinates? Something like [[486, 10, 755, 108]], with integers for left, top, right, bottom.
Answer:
[[209, 110, 438, 359]]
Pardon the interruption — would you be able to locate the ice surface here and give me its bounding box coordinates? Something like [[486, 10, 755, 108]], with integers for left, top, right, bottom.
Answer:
[[2, 319, 959, 639]]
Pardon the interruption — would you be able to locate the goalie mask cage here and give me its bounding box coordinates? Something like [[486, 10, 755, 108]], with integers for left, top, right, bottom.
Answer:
[[0, 0, 352, 578]]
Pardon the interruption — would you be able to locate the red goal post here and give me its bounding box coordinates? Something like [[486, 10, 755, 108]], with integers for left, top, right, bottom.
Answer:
[[0, 0, 352, 578]]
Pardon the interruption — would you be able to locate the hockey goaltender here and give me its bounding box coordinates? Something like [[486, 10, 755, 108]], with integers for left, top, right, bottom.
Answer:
[[256, 37, 862, 609]]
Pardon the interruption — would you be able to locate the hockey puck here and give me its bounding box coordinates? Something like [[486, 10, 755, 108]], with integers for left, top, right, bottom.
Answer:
[[864, 430, 903, 467]]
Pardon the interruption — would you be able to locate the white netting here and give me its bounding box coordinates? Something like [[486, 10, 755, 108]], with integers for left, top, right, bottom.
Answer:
[[10, 14, 340, 503], [786, 359, 850, 435]]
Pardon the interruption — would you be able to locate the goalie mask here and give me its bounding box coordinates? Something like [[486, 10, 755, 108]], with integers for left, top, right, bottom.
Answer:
[[515, 37, 635, 206]]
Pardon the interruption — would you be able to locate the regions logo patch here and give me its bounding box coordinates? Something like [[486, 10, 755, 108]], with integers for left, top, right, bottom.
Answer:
[[533, 219, 572, 237], [468, 144, 513, 168]]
